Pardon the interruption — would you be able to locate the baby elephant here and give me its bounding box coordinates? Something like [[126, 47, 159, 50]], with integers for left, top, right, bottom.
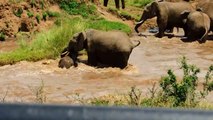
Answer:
[[181, 10, 210, 43], [58, 56, 76, 69]]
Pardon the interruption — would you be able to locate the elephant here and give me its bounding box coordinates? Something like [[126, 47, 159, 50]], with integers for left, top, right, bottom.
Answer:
[[61, 29, 140, 69], [104, 0, 125, 9], [196, 0, 213, 31], [181, 9, 210, 43], [134, 1, 194, 38], [58, 56, 76, 69]]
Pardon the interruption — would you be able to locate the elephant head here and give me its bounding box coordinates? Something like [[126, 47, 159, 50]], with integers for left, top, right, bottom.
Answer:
[[60, 32, 87, 67], [134, 1, 159, 33]]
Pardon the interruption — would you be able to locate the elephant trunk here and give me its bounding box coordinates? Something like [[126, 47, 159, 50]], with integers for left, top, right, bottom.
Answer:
[[134, 20, 145, 33]]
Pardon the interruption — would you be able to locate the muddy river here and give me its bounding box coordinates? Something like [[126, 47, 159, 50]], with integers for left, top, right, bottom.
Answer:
[[0, 33, 212, 104]]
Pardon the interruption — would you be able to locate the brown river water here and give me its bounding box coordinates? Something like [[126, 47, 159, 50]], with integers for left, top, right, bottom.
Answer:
[[0, 33, 212, 104]]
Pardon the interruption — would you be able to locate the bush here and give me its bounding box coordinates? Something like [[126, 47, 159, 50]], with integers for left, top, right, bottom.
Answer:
[[46, 10, 60, 17], [88, 19, 131, 34], [13, 8, 23, 18], [27, 10, 34, 18], [160, 57, 213, 107], [130, 0, 153, 8], [59, 0, 97, 18], [0, 32, 6, 41], [36, 14, 41, 23]]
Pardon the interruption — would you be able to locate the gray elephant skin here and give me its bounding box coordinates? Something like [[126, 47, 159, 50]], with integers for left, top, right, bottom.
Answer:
[[196, 0, 213, 31], [61, 29, 140, 69], [134, 1, 194, 38], [181, 10, 210, 43], [58, 56, 75, 69]]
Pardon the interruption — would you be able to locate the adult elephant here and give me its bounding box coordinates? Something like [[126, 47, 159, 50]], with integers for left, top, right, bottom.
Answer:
[[61, 29, 140, 69], [196, 0, 213, 31], [104, 0, 125, 9], [181, 9, 210, 43], [134, 1, 194, 38]]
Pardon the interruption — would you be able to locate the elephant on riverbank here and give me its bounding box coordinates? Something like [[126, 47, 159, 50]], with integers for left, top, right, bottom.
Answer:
[[134, 1, 194, 38], [181, 10, 210, 43], [61, 29, 140, 69]]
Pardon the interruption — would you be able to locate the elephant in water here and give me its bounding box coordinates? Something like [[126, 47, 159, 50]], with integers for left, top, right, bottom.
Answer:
[[61, 29, 140, 69], [134, 1, 194, 38], [58, 56, 76, 69], [181, 9, 210, 43]]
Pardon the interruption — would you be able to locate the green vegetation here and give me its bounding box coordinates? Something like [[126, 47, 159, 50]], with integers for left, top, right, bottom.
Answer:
[[0, 32, 6, 41], [128, 0, 153, 8], [27, 10, 34, 18], [0, 15, 131, 65], [87, 57, 213, 109], [13, 8, 23, 18], [46, 10, 60, 17], [36, 14, 41, 23], [59, 0, 97, 18]]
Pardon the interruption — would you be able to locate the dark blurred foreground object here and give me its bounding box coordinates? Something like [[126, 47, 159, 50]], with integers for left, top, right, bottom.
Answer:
[[1, 103, 213, 120], [104, 0, 125, 9]]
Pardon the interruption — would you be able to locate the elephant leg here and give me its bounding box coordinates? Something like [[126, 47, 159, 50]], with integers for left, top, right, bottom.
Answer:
[[87, 52, 98, 66], [156, 20, 167, 38], [183, 26, 188, 37], [104, 0, 108, 7], [114, 0, 120, 9], [121, 0, 125, 9]]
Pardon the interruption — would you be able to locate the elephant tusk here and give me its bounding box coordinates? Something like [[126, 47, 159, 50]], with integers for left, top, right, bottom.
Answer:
[[61, 51, 70, 57]]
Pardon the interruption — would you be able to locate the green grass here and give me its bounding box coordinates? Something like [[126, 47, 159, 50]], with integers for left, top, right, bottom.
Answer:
[[0, 15, 131, 65], [127, 0, 153, 8]]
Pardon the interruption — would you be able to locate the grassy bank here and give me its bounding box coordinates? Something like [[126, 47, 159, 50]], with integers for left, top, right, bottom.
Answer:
[[0, 0, 132, 65], [0, 16, 131, 65]]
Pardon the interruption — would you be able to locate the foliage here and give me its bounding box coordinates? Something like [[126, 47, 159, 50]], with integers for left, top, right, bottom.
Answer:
[[42, 12, 48, 21], [27, 10, 34, 18], [59, 0, 97, 18], [160, 57, 213, 107], [36, 14, 41, 23], [46, 10, 60, 17], [127, 86, 142, 106], [0, 32, 6, 41], [128, 0, 153, 8], [88, 19, 131, 34], [13, 8, 23, 18]]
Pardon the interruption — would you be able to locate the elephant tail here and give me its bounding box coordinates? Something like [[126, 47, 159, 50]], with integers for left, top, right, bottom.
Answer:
[[199, 28, 208, 43], [132, 40, 141, 48]]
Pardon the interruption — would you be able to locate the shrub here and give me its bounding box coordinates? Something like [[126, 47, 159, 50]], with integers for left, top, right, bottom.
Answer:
[[130, 0, 153, 8], [59, 0, 97, 18], [36, 14, 41, 23], [160, 57, 213, 107], [46, 10, 60, 17], [27, 10, 34, 18], [0, 32, 6, 41], [13, 8, 23, 18]]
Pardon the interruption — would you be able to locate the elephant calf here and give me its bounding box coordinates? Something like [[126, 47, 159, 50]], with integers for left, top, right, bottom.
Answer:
[[181, 10, 210, 43], [58, 56, 75, 69], [61, 29, 140, 69]]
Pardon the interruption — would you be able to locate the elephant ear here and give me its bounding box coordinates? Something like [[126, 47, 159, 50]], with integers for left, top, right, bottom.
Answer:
[[76, 32, 86, 51], [151, 1, 159, 16]]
